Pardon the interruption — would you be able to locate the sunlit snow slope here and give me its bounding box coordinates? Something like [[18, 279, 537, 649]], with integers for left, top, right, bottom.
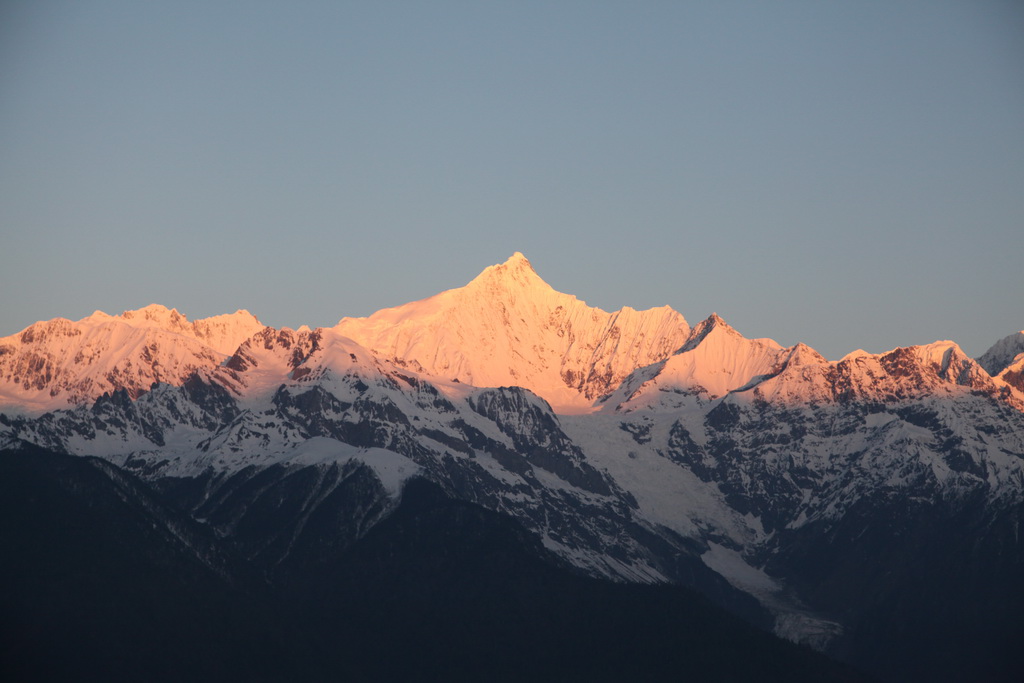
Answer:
[[0, 305, 263, 413], [335, 252, 690, 410]]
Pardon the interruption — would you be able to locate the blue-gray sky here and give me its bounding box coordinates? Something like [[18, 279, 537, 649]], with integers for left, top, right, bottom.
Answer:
[[2, 1, 1022, 360]]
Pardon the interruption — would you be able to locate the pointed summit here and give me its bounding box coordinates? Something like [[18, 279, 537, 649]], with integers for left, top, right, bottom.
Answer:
[[335, 254, 689, 409], [507, 251, 532, 268], [783, 342, 828, 367], [607, 313, 789, 409], [680, 313, 740, 353], [465, 252, 552, 295]]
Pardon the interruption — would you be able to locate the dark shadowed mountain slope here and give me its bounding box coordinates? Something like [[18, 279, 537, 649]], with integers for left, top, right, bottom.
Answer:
[[768, 493, 1024, 683], [0, 444, 322, 683], [0, 447, 869, 683], [276, 478, 870, 683]]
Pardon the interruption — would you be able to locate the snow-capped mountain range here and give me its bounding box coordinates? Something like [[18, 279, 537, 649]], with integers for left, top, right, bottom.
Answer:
[[2, 252, 1022, 682], [0, 304, 263, 412]]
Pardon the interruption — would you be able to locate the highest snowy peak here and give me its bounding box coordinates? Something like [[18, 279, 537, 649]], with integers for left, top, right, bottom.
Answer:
[[466, 251, 545, 291], [334, 253, 691, 410]]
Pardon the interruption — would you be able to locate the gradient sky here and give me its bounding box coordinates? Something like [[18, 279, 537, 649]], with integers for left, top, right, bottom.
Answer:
[[2, 1, 1022, 360]]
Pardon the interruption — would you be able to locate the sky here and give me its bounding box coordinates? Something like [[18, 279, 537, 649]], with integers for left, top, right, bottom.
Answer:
[[1, 1, 1022, 361]]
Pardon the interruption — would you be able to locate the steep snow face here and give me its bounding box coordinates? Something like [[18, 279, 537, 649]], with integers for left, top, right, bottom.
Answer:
[[995, 354, 1024, 395], [0, 306, 264, 413], [978, 331, 1024, 376], [334, 253, 690, 411], [603, 314, 789, 412]]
